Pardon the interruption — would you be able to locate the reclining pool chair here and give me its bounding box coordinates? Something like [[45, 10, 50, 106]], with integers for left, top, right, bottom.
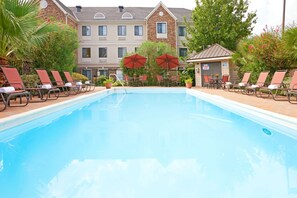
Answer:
[[36, 69, 69, 97], [257, 69, 297, 102], [229, 72, 251, 93], [244, 71, 269, 95], [288, 70, 297, 104], [1, 66, 58, 103], [0, 86, 29, 111], [64, 71, 95, 92], [256, 70, 287, 99], [51, 70, 79, 95]]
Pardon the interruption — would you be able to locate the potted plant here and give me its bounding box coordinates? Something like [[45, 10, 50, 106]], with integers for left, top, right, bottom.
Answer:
[[185, 77, 192, 88], [103, 78, 113, 89]]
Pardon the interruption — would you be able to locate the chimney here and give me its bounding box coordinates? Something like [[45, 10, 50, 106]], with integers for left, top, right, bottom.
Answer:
[[76, 5, 82, 12], [118, 6, 124, 12]]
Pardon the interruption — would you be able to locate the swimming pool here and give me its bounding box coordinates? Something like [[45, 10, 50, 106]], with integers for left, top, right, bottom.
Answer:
[[1, 88, 297, 197]]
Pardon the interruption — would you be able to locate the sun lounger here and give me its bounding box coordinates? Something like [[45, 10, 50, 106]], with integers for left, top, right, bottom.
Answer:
[[256, 70, 287, 99], [282, 70, 297, 103], [0, 86, 29, 111], [64, 71, 95, 92], [228, 72, 251, 93], [1, 66, 57, 103], [244, 71, 269, 95], [36, 69, 69, 97], [51, 70, 79, 95]]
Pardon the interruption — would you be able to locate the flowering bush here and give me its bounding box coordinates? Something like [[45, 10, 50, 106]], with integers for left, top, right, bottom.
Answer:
[[232, 26, 293, 83]]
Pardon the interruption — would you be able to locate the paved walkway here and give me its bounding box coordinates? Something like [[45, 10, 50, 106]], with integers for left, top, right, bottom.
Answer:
[[0, 87, 105, 119], [193, 87, 297, 118], [0, 87, 296, 119]]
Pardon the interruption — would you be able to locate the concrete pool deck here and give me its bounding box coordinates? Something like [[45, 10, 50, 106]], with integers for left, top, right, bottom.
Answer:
[[0, 87, 296, 119]]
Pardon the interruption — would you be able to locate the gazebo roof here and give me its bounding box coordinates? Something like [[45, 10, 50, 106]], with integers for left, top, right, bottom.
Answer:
[[188, 44, 233, 62]]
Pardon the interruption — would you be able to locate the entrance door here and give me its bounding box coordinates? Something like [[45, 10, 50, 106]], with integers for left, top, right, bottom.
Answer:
[[82, 69, 92, 80], [201, 62, 221, 85]]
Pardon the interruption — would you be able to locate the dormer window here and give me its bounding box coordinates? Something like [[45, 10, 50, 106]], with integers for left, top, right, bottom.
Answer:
[[94, 12, 105, 20], [121, 12, 133, 20]]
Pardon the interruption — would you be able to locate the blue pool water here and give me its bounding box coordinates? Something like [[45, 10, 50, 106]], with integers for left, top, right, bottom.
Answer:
[[1, 92, 297, 197]]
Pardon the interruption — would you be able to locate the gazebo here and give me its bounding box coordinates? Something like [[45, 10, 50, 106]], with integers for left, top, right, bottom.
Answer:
[[187, 44, 238, 87]]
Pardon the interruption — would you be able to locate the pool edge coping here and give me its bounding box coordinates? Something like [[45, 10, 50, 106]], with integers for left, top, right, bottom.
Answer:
[[0, 89, 111, 132], [187, 89, 297, 138]]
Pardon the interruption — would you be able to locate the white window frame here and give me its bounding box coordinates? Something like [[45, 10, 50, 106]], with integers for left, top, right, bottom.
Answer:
[[179, 48, 188, 57], [118, 47, 127, 58], [82, 48, 91, 58], [156, 22, 167, 38], [134, 25, 143, 36], [98, 26, 107, 36], [82, 25, 91, 36], [117, 25, 126, 36], [178, 26, 186, 37], [99, 47, 107, 58], [94, 12, 106, 19]]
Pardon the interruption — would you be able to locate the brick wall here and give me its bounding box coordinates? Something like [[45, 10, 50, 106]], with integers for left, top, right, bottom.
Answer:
[[39, 0, 77, 29], [146, 6, 176, 48]]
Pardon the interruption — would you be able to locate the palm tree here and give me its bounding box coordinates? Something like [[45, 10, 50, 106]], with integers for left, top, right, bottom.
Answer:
[[283, 26, 297, 63], [0, 0, 50, 65]]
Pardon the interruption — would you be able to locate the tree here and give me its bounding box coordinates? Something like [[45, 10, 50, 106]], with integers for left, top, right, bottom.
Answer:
[[28, 21, 79, 72], [283, 25, 297, 63], [0, 0, 50, 64], [232, 27, 293, 83], [120, 41, 176, 85], [185, 0, 256, 52]]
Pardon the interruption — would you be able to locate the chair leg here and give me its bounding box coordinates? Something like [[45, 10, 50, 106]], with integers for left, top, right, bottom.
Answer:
[[0, 93, 7, 112]]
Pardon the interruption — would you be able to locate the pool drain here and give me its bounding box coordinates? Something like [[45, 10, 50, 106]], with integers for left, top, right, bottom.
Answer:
[[262, 128, 272, 135]]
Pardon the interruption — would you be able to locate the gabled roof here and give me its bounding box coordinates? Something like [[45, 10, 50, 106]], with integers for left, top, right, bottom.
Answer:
[[188, 44, 233, 61], [68, 7, 191, 22], [54, 0, 77, 21], [145, 1, 177, 20]]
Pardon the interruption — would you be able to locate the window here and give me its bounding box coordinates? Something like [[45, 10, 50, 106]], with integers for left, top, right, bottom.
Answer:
[[82, 48, 91, 58], [121, 12, 133, 19], [157, 23, 167, 34], [118, 25, 126, 36], [135, 47, 138, 52], [99, 48, 107, 58], [178, 26, 186, 36], [99, 69, 108, 77], [82, 26, 91, 36], [134, 26, 143, 36], [94, 12, 105, 19], [98, 26, 107, 36], [179, 48, 188, 57], [118, 47, 127, 58]]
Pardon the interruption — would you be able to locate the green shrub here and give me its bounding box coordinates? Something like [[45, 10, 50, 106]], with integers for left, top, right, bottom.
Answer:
[[96, 75, 107, 86], [21, 74, 39, 88], [103, 78, 113, 84], [184, 77, 192, 83], [72, 72, 89, 82], [112, 80, 124, 86]]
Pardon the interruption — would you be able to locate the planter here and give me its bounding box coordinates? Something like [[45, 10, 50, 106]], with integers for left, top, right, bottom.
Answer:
[[186, 82, 192, 88], [105, 82, 112, 89]]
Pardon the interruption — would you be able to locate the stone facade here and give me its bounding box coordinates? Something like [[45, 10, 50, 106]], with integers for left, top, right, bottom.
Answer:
[[39, 0, 77, 29], [147, 6, 176, 48]]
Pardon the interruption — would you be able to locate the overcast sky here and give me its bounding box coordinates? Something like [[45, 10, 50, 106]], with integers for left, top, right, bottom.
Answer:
[[60, 0, 297, 35]]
